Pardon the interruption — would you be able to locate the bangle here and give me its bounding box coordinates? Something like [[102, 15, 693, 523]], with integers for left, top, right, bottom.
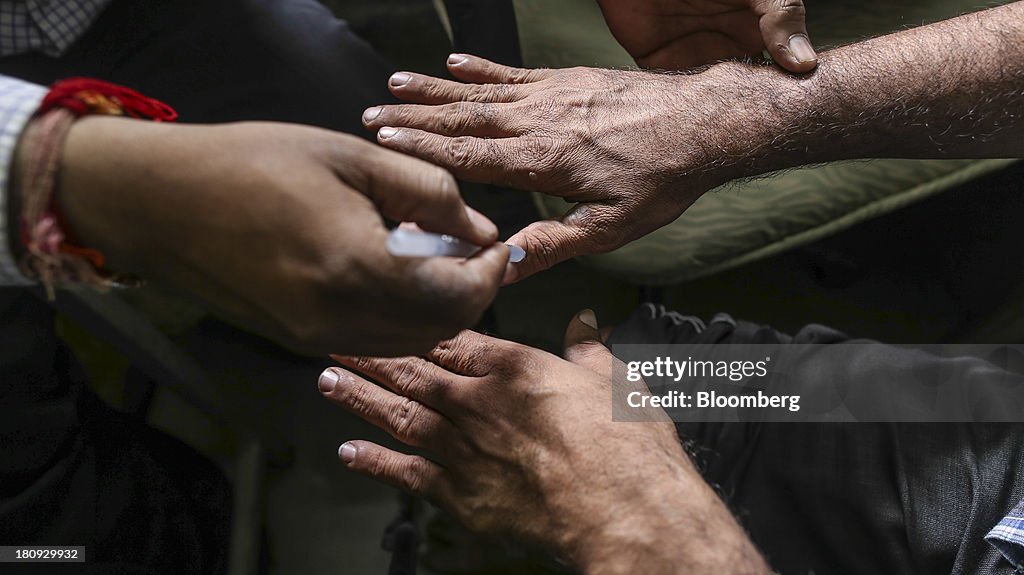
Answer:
[[16, 78, 176, 299]]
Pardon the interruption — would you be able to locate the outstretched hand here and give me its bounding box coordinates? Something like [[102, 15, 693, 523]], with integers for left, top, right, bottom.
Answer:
[[320, 311, 768, 573], [364, 55, 777, 282]]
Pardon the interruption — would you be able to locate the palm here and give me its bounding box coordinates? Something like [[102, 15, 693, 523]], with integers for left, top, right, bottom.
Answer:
[[597, 0, 795, 70]]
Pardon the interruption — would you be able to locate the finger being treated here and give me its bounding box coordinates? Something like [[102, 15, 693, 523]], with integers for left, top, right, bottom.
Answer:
[[502, 216, 596, 284]]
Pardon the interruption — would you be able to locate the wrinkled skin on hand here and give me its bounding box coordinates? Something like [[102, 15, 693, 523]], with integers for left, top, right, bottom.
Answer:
[[364, 56, 772, 283], [597, 0, 817, 72], [52, 117, 507, 356], [320, 312, 767, 573]]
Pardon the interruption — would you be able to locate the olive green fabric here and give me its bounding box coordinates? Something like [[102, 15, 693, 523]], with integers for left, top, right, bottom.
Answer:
[[511, 0, 1018, 285]]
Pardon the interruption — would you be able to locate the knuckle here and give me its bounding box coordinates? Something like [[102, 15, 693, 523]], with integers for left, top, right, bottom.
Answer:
[[505, 67, 531, 84], [581, 212, 623, 253], [773, 0, 806, 16], [389, 398, 421, 442], [518, 136, 560, 182], [390, 360, 424, 389], [524, 228, 568, 269], [472, 83, 517, 102], [458, 498, 500, 533], [529, 98, 565, 124], [441, 102, 472, 133], [520, 134, 555, 162], [491, 341, 531, 375], [349, 356, 376, 375], [431, 335, 487, 372], [400, 457, 431, 495], [445, 136, 483, 169]]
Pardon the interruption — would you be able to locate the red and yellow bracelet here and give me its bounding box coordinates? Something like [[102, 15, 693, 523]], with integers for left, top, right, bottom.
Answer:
[[16, 78, 176, 298]]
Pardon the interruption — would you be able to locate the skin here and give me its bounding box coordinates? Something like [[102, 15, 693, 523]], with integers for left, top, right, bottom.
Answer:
[[321, 311, 769, 574], [18, 117, 508, 356], [319, 4, 1024, 571], [596, 0, 818, 72], [362, 1, 1024, 283]]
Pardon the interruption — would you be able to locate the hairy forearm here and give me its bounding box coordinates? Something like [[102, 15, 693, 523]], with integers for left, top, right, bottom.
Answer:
[[716, 1, 1023, 177], [564, 458, 769, 574]]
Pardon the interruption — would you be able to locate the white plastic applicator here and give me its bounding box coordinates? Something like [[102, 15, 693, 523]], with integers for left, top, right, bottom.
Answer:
[[386, 228, 526, 263]]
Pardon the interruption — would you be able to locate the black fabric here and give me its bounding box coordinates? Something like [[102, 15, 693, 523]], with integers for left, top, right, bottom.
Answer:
[[0, 0, 395, 573], [608, 304, 1024, 575], [443, 0, 522, 67]]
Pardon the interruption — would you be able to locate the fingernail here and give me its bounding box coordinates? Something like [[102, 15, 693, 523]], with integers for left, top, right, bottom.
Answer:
[[579, 309, 599, 330], [378, 127, 399, 139], [448, 54, 468, 66], [319, 369, 340, 393], [389, 72, 412, 87], [788, 35, 816, 63], [507, 244, 526, 263], [466, 206, 498, 239], [363, 106, 383, 123], [339, 442, 357, 464]]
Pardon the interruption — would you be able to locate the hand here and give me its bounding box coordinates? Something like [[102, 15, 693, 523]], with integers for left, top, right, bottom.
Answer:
[[319, 311, 768, 573], [596, 0, 817, 73], [51, 117, 507, 356], [363, 55, 778, 282]]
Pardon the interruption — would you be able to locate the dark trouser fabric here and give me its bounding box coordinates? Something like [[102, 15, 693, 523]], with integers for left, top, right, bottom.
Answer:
[[0, 0, 393, 573], [608, 304, 1024, 575]]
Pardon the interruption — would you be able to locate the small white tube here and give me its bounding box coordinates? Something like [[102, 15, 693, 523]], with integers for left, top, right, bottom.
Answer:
[[387, 228, 526, 263]]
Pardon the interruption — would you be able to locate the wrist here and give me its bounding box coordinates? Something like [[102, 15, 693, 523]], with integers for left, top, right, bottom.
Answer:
[[559, 462, 768, 574], [696, 61, 816, 181], [55, 116, 169, 275]]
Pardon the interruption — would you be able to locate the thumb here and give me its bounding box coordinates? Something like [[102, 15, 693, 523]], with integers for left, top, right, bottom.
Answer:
[[503, 205, 618, 284], [754, 0, 817, 73], [354, 142, 499, 246], [564, 309, 614, 378]]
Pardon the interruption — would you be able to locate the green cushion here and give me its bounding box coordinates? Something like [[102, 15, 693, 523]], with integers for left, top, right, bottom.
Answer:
[[513, 0, 1017, 285]]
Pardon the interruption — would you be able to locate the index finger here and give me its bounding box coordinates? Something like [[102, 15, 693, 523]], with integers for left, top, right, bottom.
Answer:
[[330, 355, 469, 411], [376, 128, 568, 194]]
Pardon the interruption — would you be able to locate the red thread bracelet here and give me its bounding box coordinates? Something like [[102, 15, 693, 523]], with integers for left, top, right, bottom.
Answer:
[[17, 78, 176, 298]]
